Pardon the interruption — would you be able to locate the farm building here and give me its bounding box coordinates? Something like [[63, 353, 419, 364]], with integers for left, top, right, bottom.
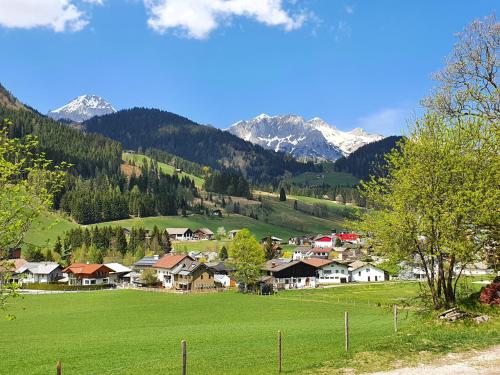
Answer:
[[193, 228, 214, 240], [349, 261, 387, 282], [62, 264, 113, 286], [261, 260, 318, 289], [166, 228, 193, 241]]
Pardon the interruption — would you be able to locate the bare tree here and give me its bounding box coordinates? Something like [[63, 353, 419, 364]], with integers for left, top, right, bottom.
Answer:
[[423, 14, 499, 121]]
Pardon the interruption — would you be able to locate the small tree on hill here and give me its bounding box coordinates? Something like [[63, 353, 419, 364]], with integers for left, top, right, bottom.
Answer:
[[279, 188, 287, 202], [263, 235, 280, 260], [219, 246, 228, 260]]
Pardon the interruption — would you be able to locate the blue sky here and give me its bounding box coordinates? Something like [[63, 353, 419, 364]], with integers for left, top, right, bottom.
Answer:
[[0, 0, 496, 135]]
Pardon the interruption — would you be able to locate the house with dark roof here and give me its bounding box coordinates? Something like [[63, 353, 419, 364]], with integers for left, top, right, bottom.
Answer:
[[261, 259, 318, 289], [62, 264, 113, 286], [303, 259, 350, 284], [193, 228, 214, 240], [169, 258, 216, 291]]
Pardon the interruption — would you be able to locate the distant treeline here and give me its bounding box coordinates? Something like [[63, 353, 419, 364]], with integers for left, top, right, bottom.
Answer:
[[204, 171, 251, 198]]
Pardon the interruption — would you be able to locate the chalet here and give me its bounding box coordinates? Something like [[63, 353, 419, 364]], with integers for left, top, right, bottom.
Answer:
[[309, 247, 332, 259], [62, 264, 113, 286], [193, 228, 214, 240], [303, 259, 350, 284], [228, 229, 241, 239], [261, 260, 318, 289], [154, 254, 193, 289], [349, 261, 387, 282], [169, 258, 216, 291], [15, 262, 63, 284], [166, 228, 193, 241], [105, 263, 132, 284]]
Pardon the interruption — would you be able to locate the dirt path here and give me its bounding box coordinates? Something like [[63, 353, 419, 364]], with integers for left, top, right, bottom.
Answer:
[[367, 345, 500, 375]]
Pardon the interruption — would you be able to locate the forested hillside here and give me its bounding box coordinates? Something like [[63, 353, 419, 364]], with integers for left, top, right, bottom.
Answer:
[[84, 108, 317, 184], [333, 136, 403, 180]]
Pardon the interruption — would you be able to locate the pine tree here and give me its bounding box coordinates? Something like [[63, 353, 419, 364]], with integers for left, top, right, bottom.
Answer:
[[279, 188, 287, 202], [219, 246, 228, 260]]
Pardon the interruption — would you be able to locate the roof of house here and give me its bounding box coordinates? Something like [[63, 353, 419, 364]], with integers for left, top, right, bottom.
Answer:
[[62, 263, 112, 275], [309, 247, 333, 253], [293, 246, 312, 253], [206, 261, 235, 273], [171, 258, 210, 276], [214, 274, 229, 282], [302, 258, 334, 268], [18, 262, 61, 275], [261, 259, 296, 272], [133, 256, 161, 267], [153, 254, 191, 269], [194, 228, 214, 235], [335, 233, 360, 241], [314, 235, 333, 241], [349, 260, 381, 271], [166, 228, 192, 235], [104, 263, 132, 273]]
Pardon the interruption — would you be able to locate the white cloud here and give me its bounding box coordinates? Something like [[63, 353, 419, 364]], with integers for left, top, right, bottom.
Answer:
[[144, 0, 308, 39], [0, 0, 89, 32], [83, 0, 104, 4], [345, 5, 354, 14], [357, 108, 410, 135]]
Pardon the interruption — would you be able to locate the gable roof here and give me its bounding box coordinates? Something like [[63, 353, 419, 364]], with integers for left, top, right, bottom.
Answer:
[[166, 228, 192, 235], [302, 258, 334, 268], [310, 247, 333, 253], [18, 262, 61, 275], [314, 235, 332, 241], [62, 263, 112, 275], [153, 254, 191, 269], [194, 228, 214, 235], [293, 246, 311, 253], [171, 258, 211, 276], [335, 233, 360, 241], [104, 263, 132, 273], [349, 260, 382, 271]]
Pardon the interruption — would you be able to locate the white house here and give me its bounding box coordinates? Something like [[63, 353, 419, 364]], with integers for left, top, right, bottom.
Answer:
[[16, 262, 63, 284], [292, 246, 312, 260], [214, 274, 231, 287], [313, 235, 333, 248], [304, 259, 350, 284], [166, 228, 193, 241], [349, 261, 387, 282]]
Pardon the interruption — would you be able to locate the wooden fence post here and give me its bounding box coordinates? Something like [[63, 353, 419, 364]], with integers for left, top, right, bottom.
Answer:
[[181, 340, 187, 375], [344, 311, 349, 352], [278, 330, 282, 373], [393, 305, 398, 333], [56, 361, 61, 375]]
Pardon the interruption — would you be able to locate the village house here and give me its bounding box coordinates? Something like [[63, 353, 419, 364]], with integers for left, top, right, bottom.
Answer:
[[292, 246, 311, 260], [193, 228, 214, 240], [303, 258, 350, 284], [261, 259, 318, 290], [214, 274, 232, 287], [166, 228, 193, 241], [313, 234, 334, 248], [154, 255, 216, 291], [260, 236, 283, 245], [349, 261, 387, 282], [105, 263, 132, 284], [15, 262, 63, 284], [228, 229, 241, 239], [334, 233, 360, 244], [62, 264, 113, 286], [288, 235, 314, 246], [309, 247, 332, 259]]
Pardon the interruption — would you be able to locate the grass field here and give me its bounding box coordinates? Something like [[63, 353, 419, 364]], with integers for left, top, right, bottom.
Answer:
[[23, 211, 78, 248], [288, 171, 359, 187], [1, 282, 497, 375], [123, 152, 205, 188]]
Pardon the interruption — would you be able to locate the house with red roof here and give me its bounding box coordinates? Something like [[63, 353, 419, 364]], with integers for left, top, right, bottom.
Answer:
[[62, 263, 113, 286], [334, 233, 360, 244]]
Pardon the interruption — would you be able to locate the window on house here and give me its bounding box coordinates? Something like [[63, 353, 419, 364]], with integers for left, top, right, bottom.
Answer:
[[358, 272, 361, 276], [324, 270, 331, 275], [341, 270, 344, 274], [90, 279, 96, 285], [366, 269, 371, 272], [335, 269, 339, 273], [200, 275, 203, 280]]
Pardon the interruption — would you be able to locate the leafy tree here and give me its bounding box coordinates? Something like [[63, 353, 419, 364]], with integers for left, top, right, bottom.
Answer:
[[219, 246, 228, 260], [215, 226, 226, 240], [230, 229, 265, 291], [141, 268, 158, 286], [279, 187, 287, 202], [263, 235, 280, 260], [355, 114, 498, 309]]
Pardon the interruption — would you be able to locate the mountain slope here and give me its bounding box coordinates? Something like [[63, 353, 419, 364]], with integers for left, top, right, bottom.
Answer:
[[227, 114, 383, 161], [84, 108, 317, 184], [48, 94, 116, 122], [333, 135, 403, 180]]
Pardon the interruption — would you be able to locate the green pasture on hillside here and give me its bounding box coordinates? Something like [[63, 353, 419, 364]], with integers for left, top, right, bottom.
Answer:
[[1, 282, 498, 375], [289, 171, 359, 187], [123, 152, 205, 188]]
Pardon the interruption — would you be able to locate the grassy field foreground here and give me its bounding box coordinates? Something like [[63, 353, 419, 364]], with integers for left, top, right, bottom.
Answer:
[[0, 283, 498, 375]]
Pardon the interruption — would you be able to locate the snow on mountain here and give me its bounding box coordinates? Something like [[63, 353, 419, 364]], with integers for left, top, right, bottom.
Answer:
[[226, 114, 383, 161], [47, 94, 116, 122]]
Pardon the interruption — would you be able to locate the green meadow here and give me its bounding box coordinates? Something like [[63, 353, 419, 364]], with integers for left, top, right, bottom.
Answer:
[[0, 282, 497, 375]]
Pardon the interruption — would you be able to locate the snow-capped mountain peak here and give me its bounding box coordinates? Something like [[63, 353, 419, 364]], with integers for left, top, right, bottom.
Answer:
[[48, 94, 116, 122], [226, 114, 383, 161]]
